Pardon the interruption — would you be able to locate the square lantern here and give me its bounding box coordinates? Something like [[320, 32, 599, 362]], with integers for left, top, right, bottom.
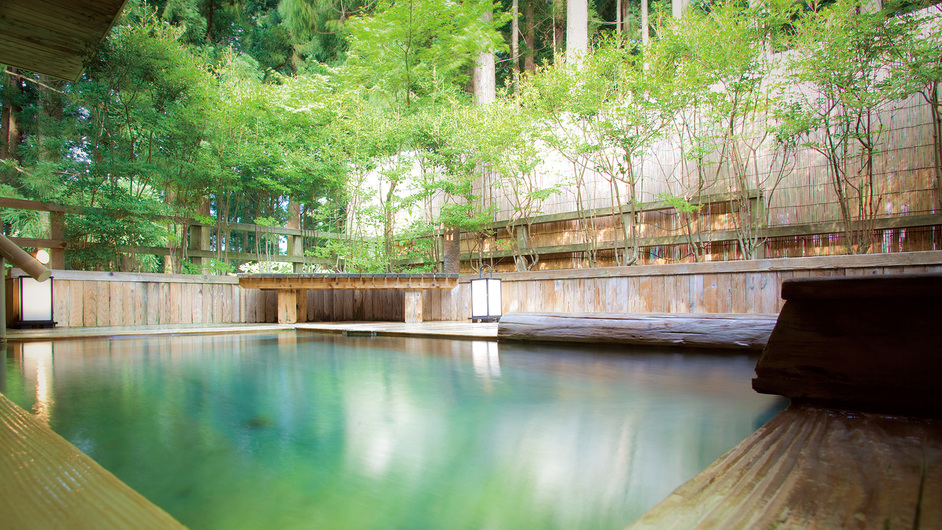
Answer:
[[470, 265, 501, 323], [14, 276, 56, 328]]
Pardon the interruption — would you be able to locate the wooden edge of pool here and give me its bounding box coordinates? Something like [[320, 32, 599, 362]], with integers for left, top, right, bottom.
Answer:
[[0, 393, 187, 529], [626, 403, 942, 529], [497, 312, 779, 351]]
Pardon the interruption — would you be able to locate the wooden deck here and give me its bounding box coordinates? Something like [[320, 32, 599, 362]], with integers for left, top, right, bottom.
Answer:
[[629, 274, 942, 528], [0, 393, 185, 529], [629, 403, 941, 529]]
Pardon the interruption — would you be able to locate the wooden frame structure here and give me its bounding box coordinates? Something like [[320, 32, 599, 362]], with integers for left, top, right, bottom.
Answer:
[[238, 273, 460, 324], [0, 0, 129, 81]]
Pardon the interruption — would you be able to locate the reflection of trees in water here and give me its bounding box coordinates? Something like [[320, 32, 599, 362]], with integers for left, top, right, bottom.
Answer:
[[4, 333, 784, 529]]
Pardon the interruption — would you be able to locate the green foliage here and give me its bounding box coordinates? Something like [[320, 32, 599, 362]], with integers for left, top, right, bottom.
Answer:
[[1, 0, 939, 275], [342, 0, 507, 108], [657, 193, 703, 214], [182, 258, 235, 275], [781, 0, 915, 253]]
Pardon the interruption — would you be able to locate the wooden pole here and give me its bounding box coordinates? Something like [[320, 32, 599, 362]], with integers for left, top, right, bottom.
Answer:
[[0, 235, 50, 281]]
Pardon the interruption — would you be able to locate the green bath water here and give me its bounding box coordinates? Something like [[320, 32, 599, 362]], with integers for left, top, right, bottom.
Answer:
[[2, 332, 784, 529]]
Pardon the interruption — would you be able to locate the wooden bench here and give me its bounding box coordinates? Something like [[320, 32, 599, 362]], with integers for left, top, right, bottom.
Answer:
[[238, 273, 460, 324]]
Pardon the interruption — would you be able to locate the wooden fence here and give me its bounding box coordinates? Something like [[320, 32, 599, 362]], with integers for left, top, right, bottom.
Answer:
[[496, 250, 942, 315], [9, 251, 941, 328]]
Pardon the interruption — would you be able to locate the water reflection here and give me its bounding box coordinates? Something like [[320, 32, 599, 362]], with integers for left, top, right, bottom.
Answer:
[[471, 341, 501, 379], [2, 332, 786, 530]]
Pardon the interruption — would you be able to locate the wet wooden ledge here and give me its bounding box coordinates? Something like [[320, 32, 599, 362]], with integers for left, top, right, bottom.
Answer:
[[497, 312, 778, 351], [628, 403, 941, 529], [630, 274, 942, 528], [0, 393, 186, 529]]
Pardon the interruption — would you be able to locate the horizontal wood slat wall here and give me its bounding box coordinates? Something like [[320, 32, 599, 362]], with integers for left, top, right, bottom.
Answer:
[[25, 251, 942, 327]]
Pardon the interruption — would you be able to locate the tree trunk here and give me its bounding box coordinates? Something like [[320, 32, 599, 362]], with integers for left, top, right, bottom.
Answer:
[[1, 70, 22, 173], [511, 0, 520, 90], [472, 10, 496, 105], [673, 0, 689, 19], [642, 0, 650, 46], [205, 0, 216, 43], [443, 227, 461, 273], [523, 0, 536, 74], [567, 0, 588, 65]]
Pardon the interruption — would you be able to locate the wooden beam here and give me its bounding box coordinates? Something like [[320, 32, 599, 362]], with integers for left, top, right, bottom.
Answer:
[[753, 274, 942, 415], [486, 190, 762, 230], [7, 237, 67, 250], [461, 214, 942, 261], [483, 250, 942, 283], [238, 273, 459, 291]]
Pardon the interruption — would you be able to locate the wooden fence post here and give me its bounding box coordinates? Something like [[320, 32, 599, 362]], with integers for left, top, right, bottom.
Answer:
[[49, 211, 65, 269]]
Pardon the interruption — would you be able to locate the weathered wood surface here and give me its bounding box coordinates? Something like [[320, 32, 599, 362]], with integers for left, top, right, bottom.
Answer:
[[498, 312, 778, 350], [497, 251, 942, 316], [0, 393, 186, 529], [628, 404, 942, 529], [0, 0, 127, 82], [753, 274, 942, 414], [26, 252, 942, 326], [238, 272, 459, 290]]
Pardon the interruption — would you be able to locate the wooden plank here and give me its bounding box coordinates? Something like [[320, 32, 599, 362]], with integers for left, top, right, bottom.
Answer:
[[158, 283, 171, 325], [404, 290, 423, 323], [238, 286, 246, 324], [121, 282, 135, 327], [64, 281, 82, 327], [202, 283, 213, 324], [702, 274, 719, 313], [663, 275, 676, 313], [629, 404, 941, 529], [221, 284, 232, 323], [296, 289, 307, 323], [715, 274, 731, 314], [638, 276, 652, 312], [212, 284, 223, 324], [179, 284, 192, 325], [109, 282, 122, 326], [363, 289, 374, 321], [169, 282, 182, 325], [96, 281, 110, 327], [0, 394, 187, 530], [52, 279, 68, 327], [83, 280, 98, 327], [264, 291, 277, 323]]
